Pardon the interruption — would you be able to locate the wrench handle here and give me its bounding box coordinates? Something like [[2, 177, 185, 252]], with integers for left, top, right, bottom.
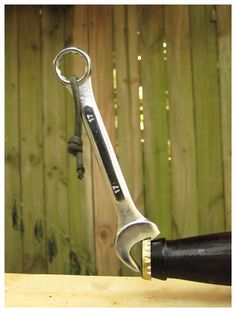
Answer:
[[151, 232, 231, 285]]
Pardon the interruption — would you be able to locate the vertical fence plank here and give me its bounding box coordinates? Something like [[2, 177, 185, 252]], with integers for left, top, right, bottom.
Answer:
[[18, 6, 47, 272], [113, 5, 144, 275], [89, 5, 121, 275], [64, 5, 96, 275], [165, 5, 198, 238], [190, 5, 225, 234], [139, 5, 172, 238], [42, 6, 70, 273], [5, 5, 23, 272], [114, 5, 144, 214], [216, 5, 231, 231]]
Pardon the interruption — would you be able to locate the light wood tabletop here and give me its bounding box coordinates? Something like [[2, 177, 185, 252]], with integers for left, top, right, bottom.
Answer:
[[5, 273, 231, 307]]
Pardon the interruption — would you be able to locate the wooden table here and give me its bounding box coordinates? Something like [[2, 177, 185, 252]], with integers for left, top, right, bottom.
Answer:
[[5, 273, 231, 307]]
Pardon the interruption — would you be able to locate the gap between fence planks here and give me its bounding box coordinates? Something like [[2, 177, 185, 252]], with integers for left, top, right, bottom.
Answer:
[[5, 273, 231, 307]]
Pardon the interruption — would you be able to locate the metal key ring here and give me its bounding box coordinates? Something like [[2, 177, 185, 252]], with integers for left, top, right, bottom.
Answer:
[[53, 47, 92, 85]]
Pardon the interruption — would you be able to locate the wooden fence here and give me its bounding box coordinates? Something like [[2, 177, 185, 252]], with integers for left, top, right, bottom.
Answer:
[[5, 5, 231, 276]]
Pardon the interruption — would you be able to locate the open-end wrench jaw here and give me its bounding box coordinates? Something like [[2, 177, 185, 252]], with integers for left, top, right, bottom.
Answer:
[[115, 219, 160, 272], [114, 198, 160, 272], [53, 47, 160, 274]]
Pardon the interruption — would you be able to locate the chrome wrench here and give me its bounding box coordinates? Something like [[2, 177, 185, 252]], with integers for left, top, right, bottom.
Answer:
[[53, 47, 159, 274]]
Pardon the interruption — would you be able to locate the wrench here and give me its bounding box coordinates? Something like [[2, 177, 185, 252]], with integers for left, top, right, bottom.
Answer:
[[53, 47, 160, 273]]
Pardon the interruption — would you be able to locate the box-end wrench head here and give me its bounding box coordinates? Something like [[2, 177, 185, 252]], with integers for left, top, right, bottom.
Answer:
[[53, 47, 160, 273]]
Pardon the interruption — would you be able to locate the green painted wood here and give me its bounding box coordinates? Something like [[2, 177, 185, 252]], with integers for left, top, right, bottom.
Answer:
[[216, 5, 231, 231], [5, 4, 230, 275], [18, 6, 47, 273], [64, 5, 96, 275], [165, 5, 199, 238], [114, 5, 144, 214], [5, 5, 23, 272], [190, 5, 225, 234], [89, 5, 121, 275], [41, 6, 70, 273], [113, 5, 144, 276], [139, 5, 172, 239]]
